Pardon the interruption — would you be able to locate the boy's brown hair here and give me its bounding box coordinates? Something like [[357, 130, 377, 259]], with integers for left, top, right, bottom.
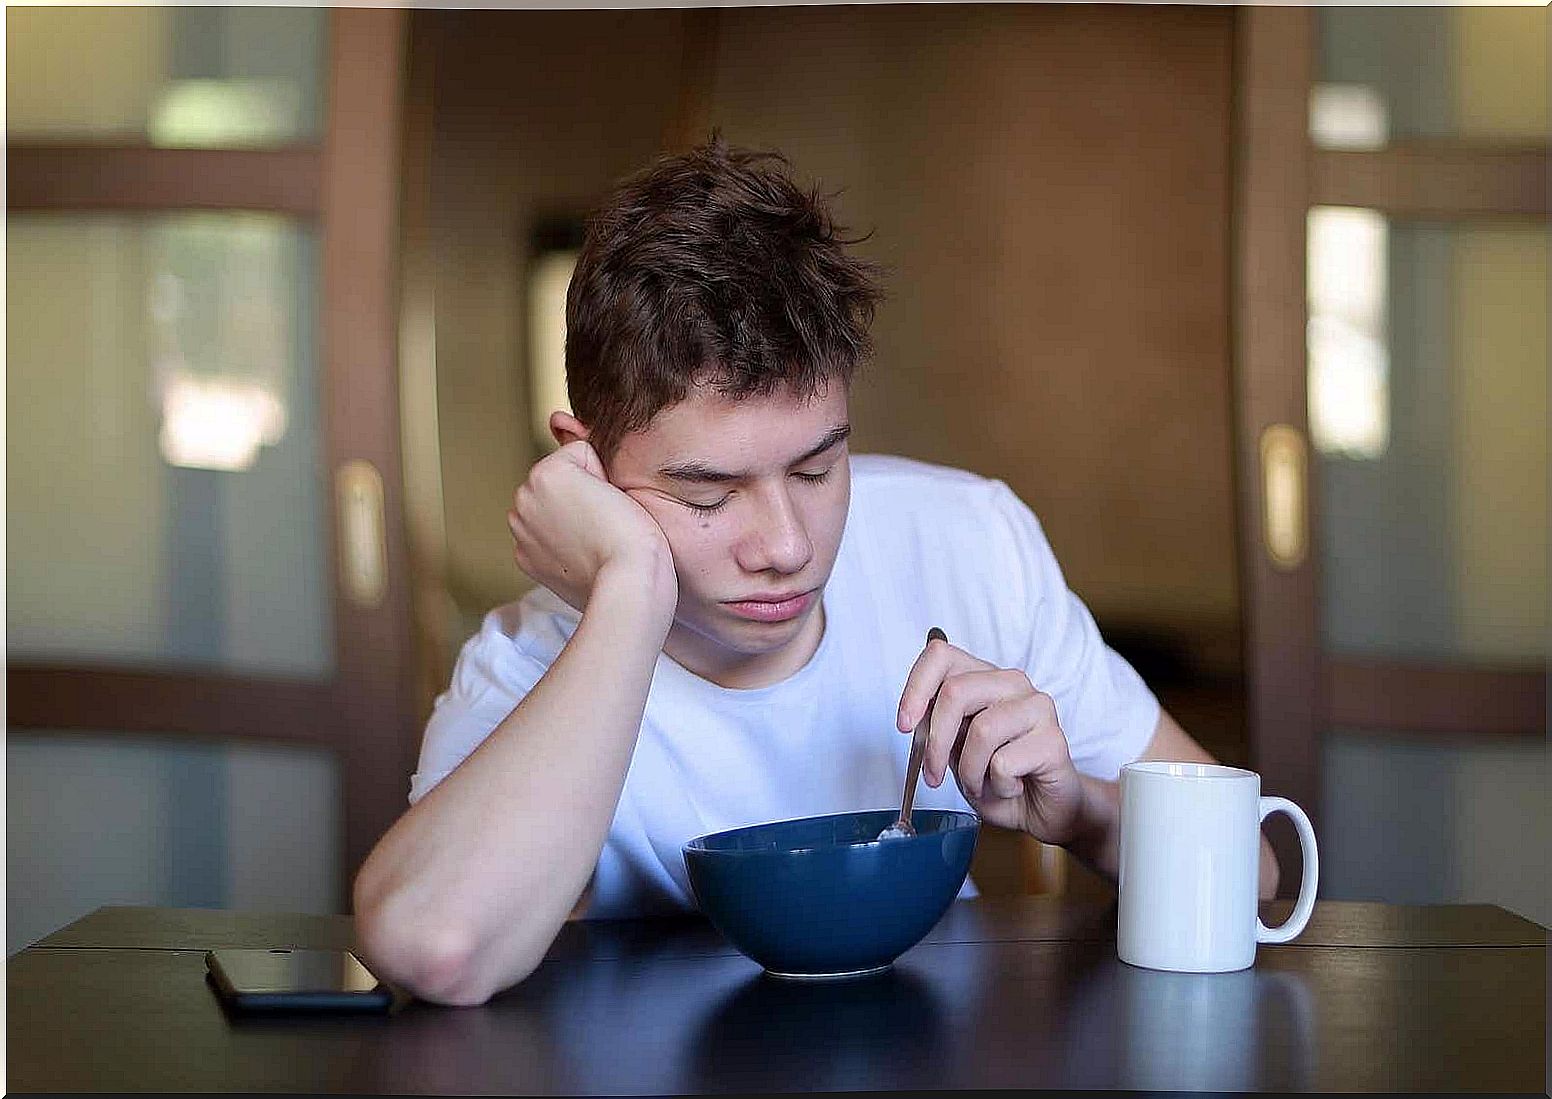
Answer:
[[564, 136, 882, 461]]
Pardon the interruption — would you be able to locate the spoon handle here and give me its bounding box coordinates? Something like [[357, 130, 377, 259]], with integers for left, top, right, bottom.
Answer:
[[898, 627, 948, 825]]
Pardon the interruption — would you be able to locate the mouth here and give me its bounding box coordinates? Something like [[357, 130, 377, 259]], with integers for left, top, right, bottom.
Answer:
[[722, 588, 817, 623]]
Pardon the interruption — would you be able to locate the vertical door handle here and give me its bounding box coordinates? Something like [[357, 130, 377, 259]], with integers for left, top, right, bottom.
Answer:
[[336, 459, 387, 608], [1260, 424, 1308, 570]]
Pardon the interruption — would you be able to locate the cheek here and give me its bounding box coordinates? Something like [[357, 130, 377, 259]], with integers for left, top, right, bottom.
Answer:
[[807, 474, 851, 554], [642, 504, 732, 582]]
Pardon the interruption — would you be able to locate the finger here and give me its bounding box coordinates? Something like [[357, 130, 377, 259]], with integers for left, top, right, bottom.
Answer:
[[982, 726, 1067, 801], [507, 501, 536, 553], [574, 439, 608, 480], [959, 691, 1057, 798], [509, 477, 535, 522], [924, 668, 1033, 787], [897, 638, 988, 732], [927, 670, 1035, 787], [552, 439, 607, 481], [955, 693, 1046, 798], [895, 636, 951, 732]]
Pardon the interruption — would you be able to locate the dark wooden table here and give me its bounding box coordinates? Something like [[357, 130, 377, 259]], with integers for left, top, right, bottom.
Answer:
[[9, 898, 1547, 1094]]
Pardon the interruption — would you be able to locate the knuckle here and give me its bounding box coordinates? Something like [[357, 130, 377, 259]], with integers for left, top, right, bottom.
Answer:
[[936, 677, 963, 712]]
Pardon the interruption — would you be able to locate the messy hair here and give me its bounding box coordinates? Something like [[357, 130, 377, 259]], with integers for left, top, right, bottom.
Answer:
[[564, 135, 883, 461]]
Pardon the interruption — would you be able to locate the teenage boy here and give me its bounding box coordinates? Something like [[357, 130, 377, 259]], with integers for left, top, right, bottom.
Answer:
[[355, 138, 1277, 1006]]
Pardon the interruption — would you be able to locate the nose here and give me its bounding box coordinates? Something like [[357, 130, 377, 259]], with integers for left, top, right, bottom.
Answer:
[[734, 484, 813, 576]]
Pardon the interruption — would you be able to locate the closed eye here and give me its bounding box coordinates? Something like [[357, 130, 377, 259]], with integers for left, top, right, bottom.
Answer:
[[683, 495, 731, 515], [681, 466, 830, 514]]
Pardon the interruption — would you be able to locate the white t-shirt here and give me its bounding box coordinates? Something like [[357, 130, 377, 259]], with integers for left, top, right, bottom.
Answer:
[[409, 455, 1160, 918]]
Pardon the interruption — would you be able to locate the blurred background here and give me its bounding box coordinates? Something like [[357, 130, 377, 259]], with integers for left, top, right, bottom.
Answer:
[[7, 3, 1546, 953]]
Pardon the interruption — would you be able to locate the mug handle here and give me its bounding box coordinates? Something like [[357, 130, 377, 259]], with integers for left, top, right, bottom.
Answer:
[[1256, 796, 1319, 944]]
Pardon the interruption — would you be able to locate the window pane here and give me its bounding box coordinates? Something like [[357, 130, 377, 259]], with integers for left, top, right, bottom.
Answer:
[[7, 732, 341, 953], [6, 6, 326, 147], [1310, 212, 1547, 664], [1313, 7, 1547, 148], [1322, 728, 1548, 924], [6, 213, 333, 678]]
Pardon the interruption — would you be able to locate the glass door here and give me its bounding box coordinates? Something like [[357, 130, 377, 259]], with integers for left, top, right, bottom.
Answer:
[[7, 7, 415, 906], [1233, 6, 1546, 915]]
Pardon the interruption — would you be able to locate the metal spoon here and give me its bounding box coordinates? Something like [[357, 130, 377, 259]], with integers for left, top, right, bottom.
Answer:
[[878, 627, 948, 840]]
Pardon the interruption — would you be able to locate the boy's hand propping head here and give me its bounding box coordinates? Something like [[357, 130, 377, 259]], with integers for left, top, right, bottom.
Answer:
[[507, 415, 677, 617]]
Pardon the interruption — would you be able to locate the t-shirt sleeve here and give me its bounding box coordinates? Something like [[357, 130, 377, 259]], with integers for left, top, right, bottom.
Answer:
[[407, 612, 551, 805], [991, 482, 1161, 780]]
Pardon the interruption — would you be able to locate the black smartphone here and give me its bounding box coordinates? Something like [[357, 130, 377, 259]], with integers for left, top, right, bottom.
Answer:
[[205, 948, 394, 1014]]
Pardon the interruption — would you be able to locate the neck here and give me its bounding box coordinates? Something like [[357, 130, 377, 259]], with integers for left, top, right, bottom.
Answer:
[[662, 600, 826, 690]]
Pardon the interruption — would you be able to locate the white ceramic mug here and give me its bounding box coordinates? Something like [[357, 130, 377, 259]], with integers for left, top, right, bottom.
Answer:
[[1117, 761, 1318, 973]]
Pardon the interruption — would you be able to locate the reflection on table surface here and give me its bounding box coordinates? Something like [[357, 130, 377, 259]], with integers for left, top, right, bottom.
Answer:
[[9, 899, 1547, 1094]]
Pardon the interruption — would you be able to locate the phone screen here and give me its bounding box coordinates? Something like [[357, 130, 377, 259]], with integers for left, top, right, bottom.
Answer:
[[206, 949, 393, 1013]]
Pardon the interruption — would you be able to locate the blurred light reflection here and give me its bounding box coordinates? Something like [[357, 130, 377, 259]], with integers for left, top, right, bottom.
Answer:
[[1308, 207, 1390, 460]]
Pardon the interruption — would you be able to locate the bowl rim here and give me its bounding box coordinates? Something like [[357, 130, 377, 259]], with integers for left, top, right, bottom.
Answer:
[[682, 807, 980, 857]]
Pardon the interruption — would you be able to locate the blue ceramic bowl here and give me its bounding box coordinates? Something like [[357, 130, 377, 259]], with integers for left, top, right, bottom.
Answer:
[[683, 809, 980, 979]]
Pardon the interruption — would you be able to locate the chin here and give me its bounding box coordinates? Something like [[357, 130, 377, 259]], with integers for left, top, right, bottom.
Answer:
[[683, 601, 815, 656], [720, 616, 807, 652]]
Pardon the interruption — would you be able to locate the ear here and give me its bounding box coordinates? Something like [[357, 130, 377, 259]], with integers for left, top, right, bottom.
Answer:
[[549, 410, 590, 448]]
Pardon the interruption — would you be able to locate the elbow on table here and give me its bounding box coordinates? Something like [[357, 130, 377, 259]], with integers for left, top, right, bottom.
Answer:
[[353, 890, 540, 1007]]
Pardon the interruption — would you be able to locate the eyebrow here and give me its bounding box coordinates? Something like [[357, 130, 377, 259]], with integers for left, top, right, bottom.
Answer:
[[658, 423, 852, 484]]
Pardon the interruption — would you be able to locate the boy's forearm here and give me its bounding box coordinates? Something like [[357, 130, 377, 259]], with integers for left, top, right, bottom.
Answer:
[[354, 556, 676, 1003], [1061, 775, 1280, 899]]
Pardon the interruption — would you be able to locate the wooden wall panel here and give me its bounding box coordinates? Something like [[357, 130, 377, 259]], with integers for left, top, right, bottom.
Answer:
[[710, 5, 1242, 668]]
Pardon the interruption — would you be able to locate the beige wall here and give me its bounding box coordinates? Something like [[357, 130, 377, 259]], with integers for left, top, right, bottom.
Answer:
[[419, 4, 1242, 687], [707, 4, 1240, 658], [420, 10, 690, 632]]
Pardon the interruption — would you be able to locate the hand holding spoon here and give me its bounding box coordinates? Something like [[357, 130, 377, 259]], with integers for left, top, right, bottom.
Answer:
[[878, 627, 948, 840]]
